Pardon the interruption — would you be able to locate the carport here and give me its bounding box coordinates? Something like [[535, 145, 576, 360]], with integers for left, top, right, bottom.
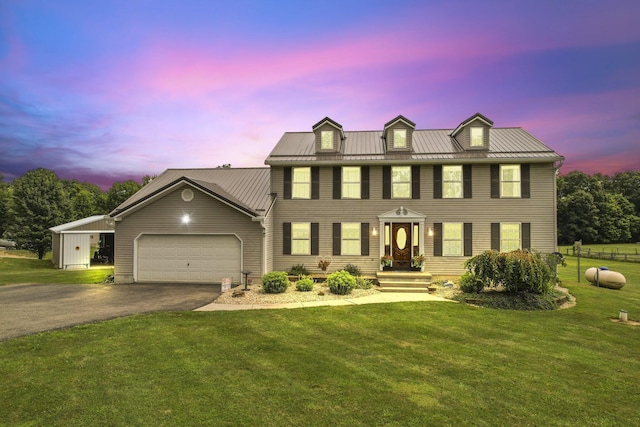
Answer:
[[50, 215, 115, 269]]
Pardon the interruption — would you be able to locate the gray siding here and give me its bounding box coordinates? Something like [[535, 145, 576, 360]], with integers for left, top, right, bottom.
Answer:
[[271, 162, 558, 276], [114, 184, 264, 284]]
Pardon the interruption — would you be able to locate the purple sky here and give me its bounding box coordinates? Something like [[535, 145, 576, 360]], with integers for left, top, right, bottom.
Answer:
[[1, 0, 639, 189]]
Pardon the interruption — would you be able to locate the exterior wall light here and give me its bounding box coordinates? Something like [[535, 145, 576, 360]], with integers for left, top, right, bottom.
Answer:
[[372, 226, 378, 236], [182, 214, 191, 224], [428, 226, 434, 237]]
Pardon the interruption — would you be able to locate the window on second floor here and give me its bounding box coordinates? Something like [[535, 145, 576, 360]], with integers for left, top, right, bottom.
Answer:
[[291, 222, 311, 254], [342, 166, 361, 199], [443, 165, 463, 198], [292, 167, 311, 199], [501, 165, 521, 198], [393, 129, 407, 148], [321, 131, 333, 149], [470, 127, 484, 147], [392, 166, 411, 198]]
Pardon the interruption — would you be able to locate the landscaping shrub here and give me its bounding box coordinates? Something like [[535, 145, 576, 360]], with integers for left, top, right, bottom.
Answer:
[[326, 270, 356, 295], [295, 276, 314, 292], [288, 264, 310, 276], [344, 263, 361, 277], [464, 249, 555, 295], [458, 272, 485, 293], [261, 271, 289, 294], [355, 276, 373, 289]]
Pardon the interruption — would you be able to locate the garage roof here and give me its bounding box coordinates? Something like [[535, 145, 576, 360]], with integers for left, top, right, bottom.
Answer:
[[111, 167, 272, 218]]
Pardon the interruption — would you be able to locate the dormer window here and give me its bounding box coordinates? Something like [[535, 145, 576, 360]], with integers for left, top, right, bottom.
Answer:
[[470, 127, 484, 147], [321, 131, 333, 149], [393, 129, 407, 148], [312, 117, 344, 153], [383, 115, 415, 152], [450, 113, 493, 151]]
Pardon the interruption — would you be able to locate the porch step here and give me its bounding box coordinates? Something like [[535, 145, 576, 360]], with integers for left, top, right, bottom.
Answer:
[[377, 271, 432, 293]]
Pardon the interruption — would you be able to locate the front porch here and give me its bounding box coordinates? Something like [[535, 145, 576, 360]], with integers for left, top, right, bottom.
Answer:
[[376, 271, 433, 293]]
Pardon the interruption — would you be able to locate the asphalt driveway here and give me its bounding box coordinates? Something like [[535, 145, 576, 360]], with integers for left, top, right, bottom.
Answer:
[[0, 283, 221, 341]]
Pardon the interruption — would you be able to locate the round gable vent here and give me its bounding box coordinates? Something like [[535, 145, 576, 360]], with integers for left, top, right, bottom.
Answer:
[[181, 188, 194, 202]]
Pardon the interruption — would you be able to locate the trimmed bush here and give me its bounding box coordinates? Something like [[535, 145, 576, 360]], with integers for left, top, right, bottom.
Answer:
[[288, 264, 310, 276], [261, 271, 289, 294], [295, 276, 314, 292], [355, 276, 373, 290], [326, 270, 356, 295], [344, 263, 362, 277]]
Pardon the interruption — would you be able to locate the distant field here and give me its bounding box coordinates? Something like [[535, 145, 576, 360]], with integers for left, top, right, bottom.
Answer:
[[558, 243, 640, 262]]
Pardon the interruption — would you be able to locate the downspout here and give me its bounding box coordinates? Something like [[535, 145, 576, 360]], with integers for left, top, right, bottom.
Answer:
[[252, 216, 267, 276]]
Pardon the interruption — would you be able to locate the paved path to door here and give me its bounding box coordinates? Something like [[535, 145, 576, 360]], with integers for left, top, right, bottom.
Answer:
[[0, 283, 220, 341]]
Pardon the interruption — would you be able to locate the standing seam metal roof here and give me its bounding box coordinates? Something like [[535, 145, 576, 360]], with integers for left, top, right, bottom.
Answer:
[[112, 168, 272, 216], [265, 128, 563, 164]]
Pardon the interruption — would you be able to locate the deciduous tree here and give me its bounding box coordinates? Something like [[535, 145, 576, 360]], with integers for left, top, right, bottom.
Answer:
[[7, 168, 69, 259]]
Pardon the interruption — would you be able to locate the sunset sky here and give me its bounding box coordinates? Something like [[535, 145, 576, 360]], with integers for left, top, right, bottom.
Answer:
[[1, 0, 639, 189]]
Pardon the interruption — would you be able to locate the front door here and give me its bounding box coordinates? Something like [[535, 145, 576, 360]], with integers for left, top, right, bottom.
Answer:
[[392, 223, 411, 269]]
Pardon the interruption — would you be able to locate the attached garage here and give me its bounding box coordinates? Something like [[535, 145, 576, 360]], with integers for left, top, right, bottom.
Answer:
[[110, 170, 273, 285], [136, 234, 242, 283]]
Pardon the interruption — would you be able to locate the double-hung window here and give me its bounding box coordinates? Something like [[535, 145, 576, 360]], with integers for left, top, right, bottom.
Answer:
[[341, 223, 361, 255], [342, 167, 361, 199], [291, 223, 311, 255], [392, 166, 411, 198], [500, 165, 521, 198], [393, 129, 407, 148], [470, 127, 484, 147], [443, 165, 463, 198], [500, 223, 520, 252], [292, 167, 311, 199], [443, 223, 463, 256], [321, 131, 333, 149]]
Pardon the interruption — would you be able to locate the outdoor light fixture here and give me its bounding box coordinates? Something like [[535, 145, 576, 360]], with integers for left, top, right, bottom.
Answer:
[[182, 214, 191, 224], [372, 226, 378, 236], [428, 226, 434, 237]]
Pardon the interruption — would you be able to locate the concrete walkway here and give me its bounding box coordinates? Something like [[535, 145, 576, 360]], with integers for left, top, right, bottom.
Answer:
[[196, 291, 453, 311]]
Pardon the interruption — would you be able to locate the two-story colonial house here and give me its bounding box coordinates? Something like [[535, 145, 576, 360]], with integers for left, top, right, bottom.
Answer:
[[110, 113, 564, 285]]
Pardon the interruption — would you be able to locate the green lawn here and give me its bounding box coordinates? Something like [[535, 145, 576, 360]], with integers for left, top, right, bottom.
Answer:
[[0, 254, 638, 426], [0, 256, 113, 286]]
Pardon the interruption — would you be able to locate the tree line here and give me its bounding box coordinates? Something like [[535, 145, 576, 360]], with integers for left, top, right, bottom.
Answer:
[[0, 168, 151, 259], [557, 170, 640, 245]]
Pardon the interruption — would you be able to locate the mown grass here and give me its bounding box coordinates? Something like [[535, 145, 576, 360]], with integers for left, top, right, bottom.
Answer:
[[0, 256, 113, 286], [0, 251, 638, 426]]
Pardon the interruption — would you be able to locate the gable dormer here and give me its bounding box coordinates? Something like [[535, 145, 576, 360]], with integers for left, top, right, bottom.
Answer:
[[312, 117, 344, 153], [383, 115, 415, 152], [450, 112, 493, 151]]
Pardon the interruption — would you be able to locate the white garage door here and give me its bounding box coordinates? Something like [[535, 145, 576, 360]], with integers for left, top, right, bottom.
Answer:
[[137, 234, 241, 283]]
